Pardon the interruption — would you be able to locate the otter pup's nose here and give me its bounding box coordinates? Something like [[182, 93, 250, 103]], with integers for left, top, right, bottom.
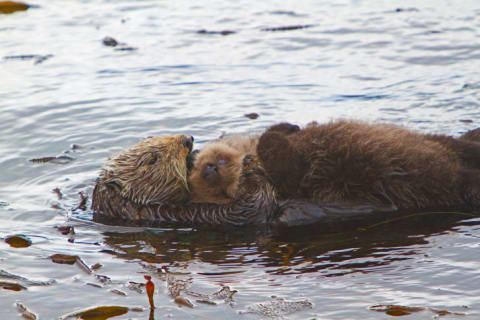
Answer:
[[202, 164, 218, 180], [184, 136, 194, 151]]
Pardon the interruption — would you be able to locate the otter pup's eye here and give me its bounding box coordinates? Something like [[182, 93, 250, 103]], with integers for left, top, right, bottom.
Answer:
[[218, 159, 226, 166]]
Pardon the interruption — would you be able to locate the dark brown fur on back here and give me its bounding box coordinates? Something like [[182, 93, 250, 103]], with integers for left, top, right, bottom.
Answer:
[[257, 120, 480, 210], [425, 134, 480, 170]]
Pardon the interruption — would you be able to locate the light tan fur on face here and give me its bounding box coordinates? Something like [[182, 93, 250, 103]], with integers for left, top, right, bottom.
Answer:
[[189, 135, 258, 204], [99, 135, 192, 205]]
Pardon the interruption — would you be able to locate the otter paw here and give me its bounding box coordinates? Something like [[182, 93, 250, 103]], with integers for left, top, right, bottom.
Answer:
[[242, 154, 261, 170]]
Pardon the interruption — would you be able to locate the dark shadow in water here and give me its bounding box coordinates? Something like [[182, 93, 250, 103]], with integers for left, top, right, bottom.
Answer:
[[100, 211, 480, 276]]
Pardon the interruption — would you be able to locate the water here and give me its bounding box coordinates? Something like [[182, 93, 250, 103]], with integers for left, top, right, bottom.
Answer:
[[1, 0, 480, 318]]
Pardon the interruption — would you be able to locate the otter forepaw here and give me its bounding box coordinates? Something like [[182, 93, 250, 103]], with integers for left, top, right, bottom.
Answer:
[[242, 154, 262, 172]]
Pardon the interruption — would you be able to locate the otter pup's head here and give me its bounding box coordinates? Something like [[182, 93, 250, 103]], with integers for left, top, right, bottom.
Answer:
[[98, 135, 194, 205], [188, 142, 244, 204]]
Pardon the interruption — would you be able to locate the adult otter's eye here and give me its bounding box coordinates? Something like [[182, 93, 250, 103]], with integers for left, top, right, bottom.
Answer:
[[149, 153, 159, 165]]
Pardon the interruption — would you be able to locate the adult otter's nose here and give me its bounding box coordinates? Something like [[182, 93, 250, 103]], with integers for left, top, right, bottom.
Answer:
[[184, 136, 194, 151]]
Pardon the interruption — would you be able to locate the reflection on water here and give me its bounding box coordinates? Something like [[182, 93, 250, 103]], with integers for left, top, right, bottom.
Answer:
[[102, 212, 475, 276], [1, 0, 480, 318]]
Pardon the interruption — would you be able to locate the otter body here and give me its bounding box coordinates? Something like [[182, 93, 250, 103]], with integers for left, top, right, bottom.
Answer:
[[92, 135, 277, 226], [92, 125, 480, 229], [189, 135, 258, 204], [257, 120, 480, 210]]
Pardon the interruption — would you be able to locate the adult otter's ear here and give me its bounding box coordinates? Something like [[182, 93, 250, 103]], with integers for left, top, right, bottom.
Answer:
[[265, 122, 300, 136]]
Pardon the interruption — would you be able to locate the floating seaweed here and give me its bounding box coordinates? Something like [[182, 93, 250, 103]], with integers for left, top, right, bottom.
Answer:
[[55, 225, 73, 235], [0, 269, 55, 287], [59, 306, 141, 320], [114, 46, 138, 51], [50, 254, 77, 265], [244, 112, 259, 119], [174, 296, 194, 308], [111, 289, 127, 296], [29, 155, 75, 164], [5, 234, 32, 248], [95, 274, 112, 285], [91, 263, 103, 271], [369, 304, 466, 317], [16, 302, 37, 320], [0, 1, 29, 14], [52, 187, 63, 200], [144, 275, 155, 309], [0, 281, 27, 291], [3, 54, 53, 64], [102, 36, 138, 51], [102, 36, 118, 47], [50, 254, 92, 274], [70, 143, 82, 150], [261, 24, 316, 32], [127, 281, 144, 294], [73, 192, 88, 211], [197, 29, 236, 36]]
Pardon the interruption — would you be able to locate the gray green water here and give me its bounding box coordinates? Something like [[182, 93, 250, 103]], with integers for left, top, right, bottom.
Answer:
[[1, 0, 480, 319]]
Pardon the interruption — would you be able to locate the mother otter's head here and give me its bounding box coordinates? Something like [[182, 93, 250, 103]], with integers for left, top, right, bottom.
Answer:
[[95, 135, 194, 206]]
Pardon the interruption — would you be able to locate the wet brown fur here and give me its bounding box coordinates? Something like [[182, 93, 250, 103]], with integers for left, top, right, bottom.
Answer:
[[92, 135, 278, 225], [92, 135, 194, 215], [257, 120, 480, 210], [460, 128, 480, 142], [425, 133, 480, 170], [189, 135, 258, 204]]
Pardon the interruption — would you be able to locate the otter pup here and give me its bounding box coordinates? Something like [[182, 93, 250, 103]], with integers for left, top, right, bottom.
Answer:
[[257, 120, 480, 210], [189, 135, 258, 204]]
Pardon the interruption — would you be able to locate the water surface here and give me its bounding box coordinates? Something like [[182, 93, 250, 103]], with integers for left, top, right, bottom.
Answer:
[[1, 0, 480, 319]]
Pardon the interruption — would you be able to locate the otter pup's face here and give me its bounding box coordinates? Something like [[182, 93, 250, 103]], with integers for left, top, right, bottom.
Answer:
[[101, 135, 194, 205], [188, 143, 243, 204]]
